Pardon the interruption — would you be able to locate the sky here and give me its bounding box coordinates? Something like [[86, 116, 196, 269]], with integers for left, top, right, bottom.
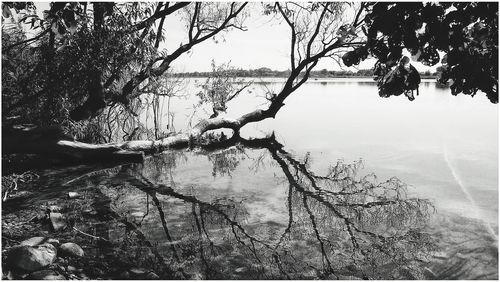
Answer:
[[160, 3, 436, 73], [27, 2, 436, 73], [161, 3, 379, 72]]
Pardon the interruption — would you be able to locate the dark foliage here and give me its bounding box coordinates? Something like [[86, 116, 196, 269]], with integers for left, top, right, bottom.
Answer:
[[343, 2, 498, 103]]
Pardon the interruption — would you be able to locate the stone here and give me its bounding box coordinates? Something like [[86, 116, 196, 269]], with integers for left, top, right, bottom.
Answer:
[[7, 244, 57, 271], [82, 208, 97, 217], [56, 264, 66, 273], [337, 275, 362, 280], [48, 205, 63, 212], [49, 213, 66, 231], [145, 272, 160, 279], [77, 273, 90, 279], [66, 265, 77, 272], [68, 192, 80, 199], [20, 237, 59, 247], [89, 267, 105, 277], [119, 271, 130, 279], [27, 269, 65, 280], [235, 267, 247, 273], [3, 270, 14, 280], [190, 273, 204, 280], [130, 211, 145, 217], [59, 242, 84, 257], [129, 267, 147, 276]]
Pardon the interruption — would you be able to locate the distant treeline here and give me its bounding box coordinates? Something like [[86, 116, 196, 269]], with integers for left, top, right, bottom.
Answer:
[[173, 67, 438, 78]]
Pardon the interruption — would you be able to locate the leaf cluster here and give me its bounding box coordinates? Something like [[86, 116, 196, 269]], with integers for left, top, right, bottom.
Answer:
[[343, 2, 498, 103]]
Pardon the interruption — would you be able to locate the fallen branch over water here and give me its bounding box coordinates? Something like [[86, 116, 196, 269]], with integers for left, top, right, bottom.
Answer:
[[2, 112, 275, 164]]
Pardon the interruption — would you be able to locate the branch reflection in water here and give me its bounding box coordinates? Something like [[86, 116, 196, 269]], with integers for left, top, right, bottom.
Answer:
[[78, 135, 436, 279]]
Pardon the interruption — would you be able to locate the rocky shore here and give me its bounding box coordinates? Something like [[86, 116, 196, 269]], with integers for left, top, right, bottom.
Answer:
[[1, 182, 178, 280]]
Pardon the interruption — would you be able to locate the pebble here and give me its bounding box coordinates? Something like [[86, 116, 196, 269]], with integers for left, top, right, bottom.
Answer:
[[77, 273, 90, 279], [68, 192, 80, 199], [27, 269, 65, 280], [2, 271, 14, 280], [129, 267, 147, 276], [49, 213, 66, 232], [119, 271, 130, 279], [48, 205, 63, 212], [59, 242, 85, 257], [130, 211, 145, 217], [235, 267, 247, 273], [145, 272, 160, 279], [190, 273, 204, 280], [89, 267, 105, 277], [82, 208, 98, 217]]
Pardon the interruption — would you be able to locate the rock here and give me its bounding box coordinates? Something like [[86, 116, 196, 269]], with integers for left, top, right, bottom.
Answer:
[[77, 272, 90, 279], [49, 213, 66, 231], [129, 267, 147, 276], [119, 271, 130, 279], [59, 243, 84, 257], [7, 191, 32, 200], [66, 265, 77, 272], [235, 267, 247, 273], [130, 211, 145, 217], [423, 267, 436, 279], [337, 275, 362, 280], [20, 237, 59, 247], [82, 208, 97, 217], [7, 244, 57, 271], [3, 270, 14, 280], [68, 192, 80, 199], [89, 267, 105, 277], [27, 270, 65, 280], [145, 272, 160, 279], [56, 264, 66, 273], [67, 273, 79, 280], [190, 273, 204, 280], [48, 205, 63, 212]]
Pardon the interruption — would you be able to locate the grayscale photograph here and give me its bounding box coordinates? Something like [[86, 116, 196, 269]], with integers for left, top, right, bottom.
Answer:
[[1, 1, 498, 280]]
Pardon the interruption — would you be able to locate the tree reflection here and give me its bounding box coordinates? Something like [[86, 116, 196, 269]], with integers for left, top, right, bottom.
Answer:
[[206, 146, 246, 177], [82, 135, 435, 279]]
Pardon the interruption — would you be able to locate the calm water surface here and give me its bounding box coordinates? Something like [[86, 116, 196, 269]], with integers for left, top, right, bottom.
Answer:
[[9, 78, 499, 279], [171, 78, 498, 227]]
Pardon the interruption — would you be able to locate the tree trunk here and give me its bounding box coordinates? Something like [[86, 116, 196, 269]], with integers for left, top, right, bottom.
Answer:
[[2, 125, 144, 163]]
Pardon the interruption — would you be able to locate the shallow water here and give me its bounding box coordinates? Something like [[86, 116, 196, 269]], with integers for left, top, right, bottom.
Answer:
[[3, 78, 498, 279]]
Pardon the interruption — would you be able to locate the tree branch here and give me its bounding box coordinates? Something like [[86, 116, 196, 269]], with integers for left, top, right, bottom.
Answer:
[[276, 3, 296, 70], [4, 28, 50, 52], [306, 4, 329, 58], [131, 2, 190, 32]]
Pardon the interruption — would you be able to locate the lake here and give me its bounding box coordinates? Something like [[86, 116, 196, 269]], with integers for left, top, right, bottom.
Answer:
[[167, 77, 498, 228], [4, 78, 497, 279]]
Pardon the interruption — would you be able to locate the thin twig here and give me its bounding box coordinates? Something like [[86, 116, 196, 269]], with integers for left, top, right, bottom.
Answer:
[[73, 227, 111, 242]]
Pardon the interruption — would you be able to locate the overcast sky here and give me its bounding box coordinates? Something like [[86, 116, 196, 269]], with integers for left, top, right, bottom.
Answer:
[[161, 3, 378, 72], [160, 3, 436, 73]]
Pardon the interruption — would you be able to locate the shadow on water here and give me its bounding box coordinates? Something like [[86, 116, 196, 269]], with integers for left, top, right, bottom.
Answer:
[[2, 136, 496, 279]]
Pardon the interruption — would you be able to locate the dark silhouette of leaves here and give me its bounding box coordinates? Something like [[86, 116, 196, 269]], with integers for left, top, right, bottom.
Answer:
[[348, 2, 498, 103]]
